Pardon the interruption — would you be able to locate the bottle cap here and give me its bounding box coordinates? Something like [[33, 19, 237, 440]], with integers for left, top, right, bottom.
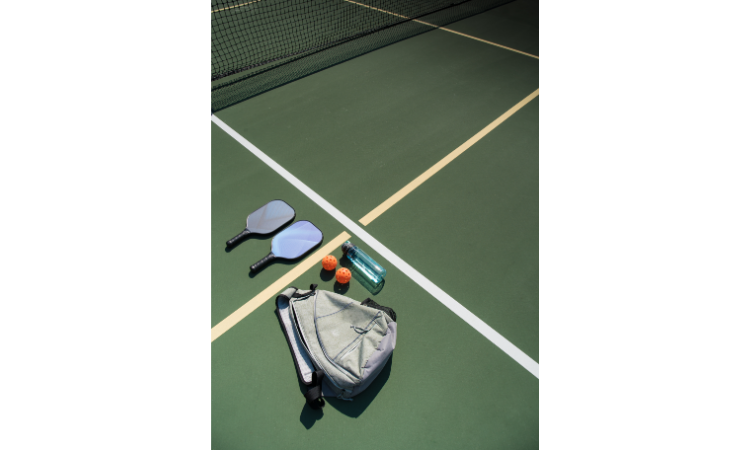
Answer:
[[341, 241, 354, 254]]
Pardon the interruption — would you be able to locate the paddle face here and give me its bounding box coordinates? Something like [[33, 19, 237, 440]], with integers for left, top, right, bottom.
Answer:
[[271, 221, 323, 260], [245, 200, 295, 234]]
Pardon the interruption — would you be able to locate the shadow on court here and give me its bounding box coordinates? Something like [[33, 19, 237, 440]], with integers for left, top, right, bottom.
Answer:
[[319, 268, 334, 282], [273, 266, 394, 429], [224, 232, 274, 253], [246, 257, 299, 278], [298, 357, 393, 429], [338, 257, 384, 296], [318, 268, 350, 294]]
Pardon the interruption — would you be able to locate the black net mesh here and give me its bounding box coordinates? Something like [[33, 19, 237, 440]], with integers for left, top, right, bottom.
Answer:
[[211, 0, 512, 112]]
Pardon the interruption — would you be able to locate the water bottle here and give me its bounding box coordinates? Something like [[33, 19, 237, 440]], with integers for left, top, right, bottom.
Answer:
[[341, 241, 386, 285]]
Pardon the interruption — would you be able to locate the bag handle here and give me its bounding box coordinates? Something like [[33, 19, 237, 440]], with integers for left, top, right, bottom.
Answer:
[[304, 370, 326, 409]]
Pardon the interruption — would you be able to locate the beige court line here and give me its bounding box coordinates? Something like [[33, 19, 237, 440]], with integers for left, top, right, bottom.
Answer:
[[211, 0, 260, 14], [359, 88, 539, 226], [211, 7, 537, 339], [436, 27, 539, 59], [344, 0, 411, 20], [211, 231, 351, 342], [343, 0, 538, 59]]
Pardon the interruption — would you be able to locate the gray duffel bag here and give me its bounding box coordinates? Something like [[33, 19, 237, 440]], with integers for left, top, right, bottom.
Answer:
[[275, 284, 397, 409]]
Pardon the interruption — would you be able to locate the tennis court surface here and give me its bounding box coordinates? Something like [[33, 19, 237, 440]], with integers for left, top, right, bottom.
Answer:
[[211, 1, 539, 448]]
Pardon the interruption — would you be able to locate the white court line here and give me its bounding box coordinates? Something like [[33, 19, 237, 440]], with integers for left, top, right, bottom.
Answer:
[[211, 114, 539, 378]]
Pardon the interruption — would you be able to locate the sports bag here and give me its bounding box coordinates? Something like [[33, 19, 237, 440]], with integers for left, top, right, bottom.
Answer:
[[275, 284, 397, 409]]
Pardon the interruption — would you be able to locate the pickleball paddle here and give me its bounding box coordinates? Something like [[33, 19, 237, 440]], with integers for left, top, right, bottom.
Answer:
[[250, 221, 323, 273], [226, 200, 295, 247]]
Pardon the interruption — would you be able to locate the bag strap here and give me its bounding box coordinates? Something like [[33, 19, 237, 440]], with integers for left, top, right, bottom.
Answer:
[[275, 287, 315, 384], [276, 286, 328, 409], [304, 370, 326, 409], [292, 284, 318, 298]]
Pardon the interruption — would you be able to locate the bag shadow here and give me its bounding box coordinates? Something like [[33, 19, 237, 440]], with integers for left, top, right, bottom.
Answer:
[[297, 357, 394, 427]]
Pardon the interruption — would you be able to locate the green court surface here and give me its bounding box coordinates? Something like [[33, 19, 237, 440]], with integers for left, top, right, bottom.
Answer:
[[212, 1, 539, 448]]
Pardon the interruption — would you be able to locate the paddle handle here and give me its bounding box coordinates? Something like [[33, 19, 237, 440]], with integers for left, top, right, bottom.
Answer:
[[250, 253, 276, 273], [227, 229, 251, 247]]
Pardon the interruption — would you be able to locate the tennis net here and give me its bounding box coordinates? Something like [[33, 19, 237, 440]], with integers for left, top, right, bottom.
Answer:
[[211, 0, 511, 112]]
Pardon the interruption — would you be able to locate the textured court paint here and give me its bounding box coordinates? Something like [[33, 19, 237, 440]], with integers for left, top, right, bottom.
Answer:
[[367, 97, 539, 361], [211, 231, 351, 341], [211, 124, 349, 327], [212, 238, 538, 450], [217, 24, 538, 222], [212, 124, 538, 450], [345, 0, 538, 58], [446, 0, 539, 56], [360, 88, 539, 225], [437, 26, 538, 58], [213, 3, 538, 449], [213, 113, 538, 377]]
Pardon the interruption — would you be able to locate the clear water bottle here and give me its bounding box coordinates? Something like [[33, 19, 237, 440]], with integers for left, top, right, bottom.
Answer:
[[341, 241, 386, 285]]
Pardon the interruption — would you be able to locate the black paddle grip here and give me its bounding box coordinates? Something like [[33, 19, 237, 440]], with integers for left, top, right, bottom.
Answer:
[[250, 253, 275, 273], [227, 229, 251, 247]]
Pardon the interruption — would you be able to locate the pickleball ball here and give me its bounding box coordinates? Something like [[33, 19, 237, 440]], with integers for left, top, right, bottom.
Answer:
[[336, 268, 351, 284], [322, 255, 337, 271]]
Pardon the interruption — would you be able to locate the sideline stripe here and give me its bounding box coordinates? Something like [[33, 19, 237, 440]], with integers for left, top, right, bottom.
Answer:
[[437, 27, 539, 59], [344, 0, 411, 20], [360, 88, 539, 225], [211, 232, 351, 342], [211, 115, 539, 378], [344, 0, 538, 58], [211, 0, 260, 14]]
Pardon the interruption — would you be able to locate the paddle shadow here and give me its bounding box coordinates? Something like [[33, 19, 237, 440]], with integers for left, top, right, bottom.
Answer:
[[247, 258, 299, 278], [224, 232, 274, 253], [247, 242, 324, 277]]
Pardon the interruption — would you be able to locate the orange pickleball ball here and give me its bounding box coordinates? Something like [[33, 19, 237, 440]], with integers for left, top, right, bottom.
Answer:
[[321, 255, 338, 271], [335, 268, 351, 284]]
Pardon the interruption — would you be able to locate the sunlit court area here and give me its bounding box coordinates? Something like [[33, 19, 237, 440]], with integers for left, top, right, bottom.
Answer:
[[6, 2, 747, 450], [211, 1, 539, 448]]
